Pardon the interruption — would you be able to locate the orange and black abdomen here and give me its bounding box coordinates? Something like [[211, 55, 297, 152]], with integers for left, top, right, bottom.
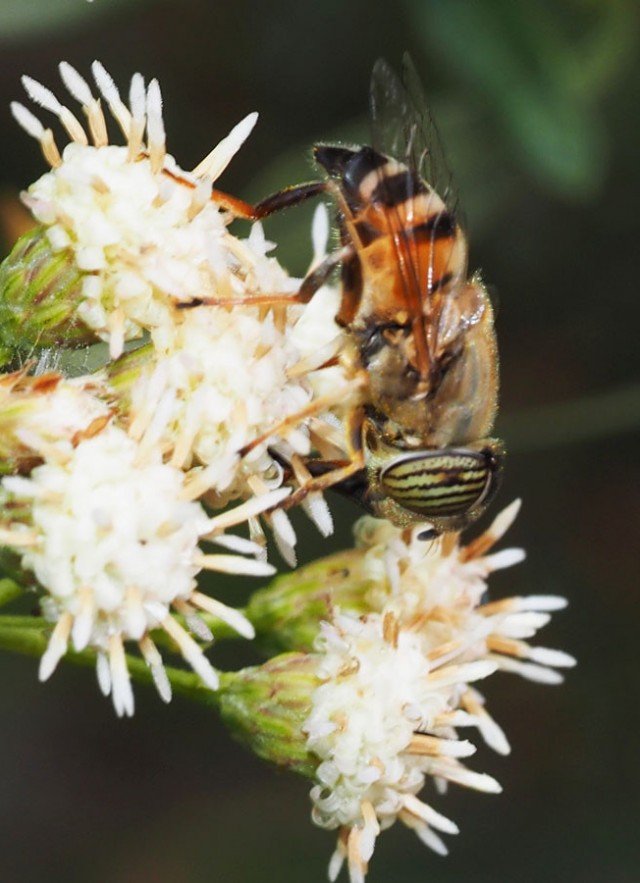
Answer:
[[313, 144, 467, 329]]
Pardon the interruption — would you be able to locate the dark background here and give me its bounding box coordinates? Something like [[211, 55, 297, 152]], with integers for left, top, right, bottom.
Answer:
[[0, 1, 638, 881]]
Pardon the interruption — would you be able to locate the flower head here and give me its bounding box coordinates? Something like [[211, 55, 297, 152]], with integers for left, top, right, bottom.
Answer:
[[126, 283, 311, 500], [0, 420, 281, 716], [353, 501, 576, 751], [244, 502, 575, 880], [0, 369, 111, 468], [6, 61, 350, 563], [305, 610, 501, 883], [10, 62, 260, 358]]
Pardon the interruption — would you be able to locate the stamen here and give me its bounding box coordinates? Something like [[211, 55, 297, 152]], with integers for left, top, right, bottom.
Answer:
[[269, 507, 297, 566], [193, 552, 275, 577], [487, 635, 575, 668], [91, 60, 132, 137], [460, 498, 521, 561], [426, 659, 497, 689], [127, 72, 146, 160], [188, 177, 212, 220], [96, 650, 111, 696], [21, 75, 88, 145], [191, 111, 258, 180], [109, 633, 135, 717], [173, 597, 214, 642], [428, 758, 502, 793], [328, 840, 346, 883], [480, 594, 568, 616], [487, 653, 565, 684], [209, 532, 266, 557], [161, 615, 219, 690], [138, 634, 171, 703], [346, 826, 366, 883], [460, 688, 510, 755], [70, 586, 94, 651], [146, 79, 166, 173], [358, 801, 379, 864], [399, 809, 449, 855], [492, 611, 551, 638], [39, 612, 73, 681], [401, 793, 459, 835], [10, 101, 45, 140], [11, 102, 62, 167], [407, 733, 475, 759], [58, 62, 108, 147], [205, 487, 291, 532], [190, 590, 255, 639]]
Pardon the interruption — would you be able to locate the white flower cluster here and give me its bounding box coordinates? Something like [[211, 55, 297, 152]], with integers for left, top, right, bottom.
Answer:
[[356, 500, 576, 694], [13, 63, 261, 357], [0, 418, 286, 716], [11, 63, 346, 513], [304, 503, 575, 882], [1, 62, 345, 713]]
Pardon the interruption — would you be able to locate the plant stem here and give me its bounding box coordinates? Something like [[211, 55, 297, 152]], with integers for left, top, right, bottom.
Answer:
[[0, 578, 23, 608], [0, 619, 223, 708]]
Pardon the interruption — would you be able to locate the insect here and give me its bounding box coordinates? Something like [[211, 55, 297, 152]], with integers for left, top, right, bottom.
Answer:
[[202, 55, 504, 535]]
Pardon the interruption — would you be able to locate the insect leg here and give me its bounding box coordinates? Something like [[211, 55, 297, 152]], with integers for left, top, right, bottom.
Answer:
[[179, 238, 353, 309], [253, 181, 330, 218], [212, 181, 329, 219], [161, 167, 329, 220], [270, 404, 367, 513], [238, 372, 366, 459]]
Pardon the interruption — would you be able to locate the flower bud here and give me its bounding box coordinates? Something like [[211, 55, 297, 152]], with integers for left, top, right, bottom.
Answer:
[[0, 226, 99, 365], [218, 652, 321, 776], [246, 549, 376, 654]]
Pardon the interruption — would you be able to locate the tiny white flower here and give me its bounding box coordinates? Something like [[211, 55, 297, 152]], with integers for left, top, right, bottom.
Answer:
[[0, 423, 279, 716], [354, 500, 576, 754], [304, 610, 501, 882], [127, 268, 311, 498], [11, 63, 265, 358], [0, 370, 111, 463], [299, 502, 575, 880]]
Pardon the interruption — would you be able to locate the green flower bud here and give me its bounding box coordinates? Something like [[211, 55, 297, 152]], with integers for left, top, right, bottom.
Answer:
[[105, 342, 155, 416], [0, 226, 99, 366], [218, 652, 321, 777], [246, 549, 376, 655]]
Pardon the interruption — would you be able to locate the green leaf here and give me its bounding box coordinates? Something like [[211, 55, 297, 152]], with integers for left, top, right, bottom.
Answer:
[[0, 0, 140, 39], [405, 0, 634, 196]]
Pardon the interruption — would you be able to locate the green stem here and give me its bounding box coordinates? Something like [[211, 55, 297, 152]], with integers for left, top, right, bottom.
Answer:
[[0, 578, 23, 608], [0, 619, 223, 707], [0, 608, 244, 638]]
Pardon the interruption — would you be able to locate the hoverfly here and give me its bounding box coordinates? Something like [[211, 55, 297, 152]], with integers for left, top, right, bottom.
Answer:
[[201, 56, 503, 535]]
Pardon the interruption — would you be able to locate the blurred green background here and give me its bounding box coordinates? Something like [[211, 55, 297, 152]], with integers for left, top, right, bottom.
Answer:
[[0, 0, 638, 880]]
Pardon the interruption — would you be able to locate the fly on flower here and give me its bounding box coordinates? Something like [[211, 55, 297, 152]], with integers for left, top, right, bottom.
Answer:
[[204, 55, 504, 536]]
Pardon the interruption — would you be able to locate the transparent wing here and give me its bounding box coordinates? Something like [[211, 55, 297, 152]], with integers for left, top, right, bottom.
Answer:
[[368, 55, 467, 383], [369, 54, 458, 214]]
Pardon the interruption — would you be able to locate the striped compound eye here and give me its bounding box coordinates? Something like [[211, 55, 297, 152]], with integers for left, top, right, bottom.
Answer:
[[379, 448, 494, 520]]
